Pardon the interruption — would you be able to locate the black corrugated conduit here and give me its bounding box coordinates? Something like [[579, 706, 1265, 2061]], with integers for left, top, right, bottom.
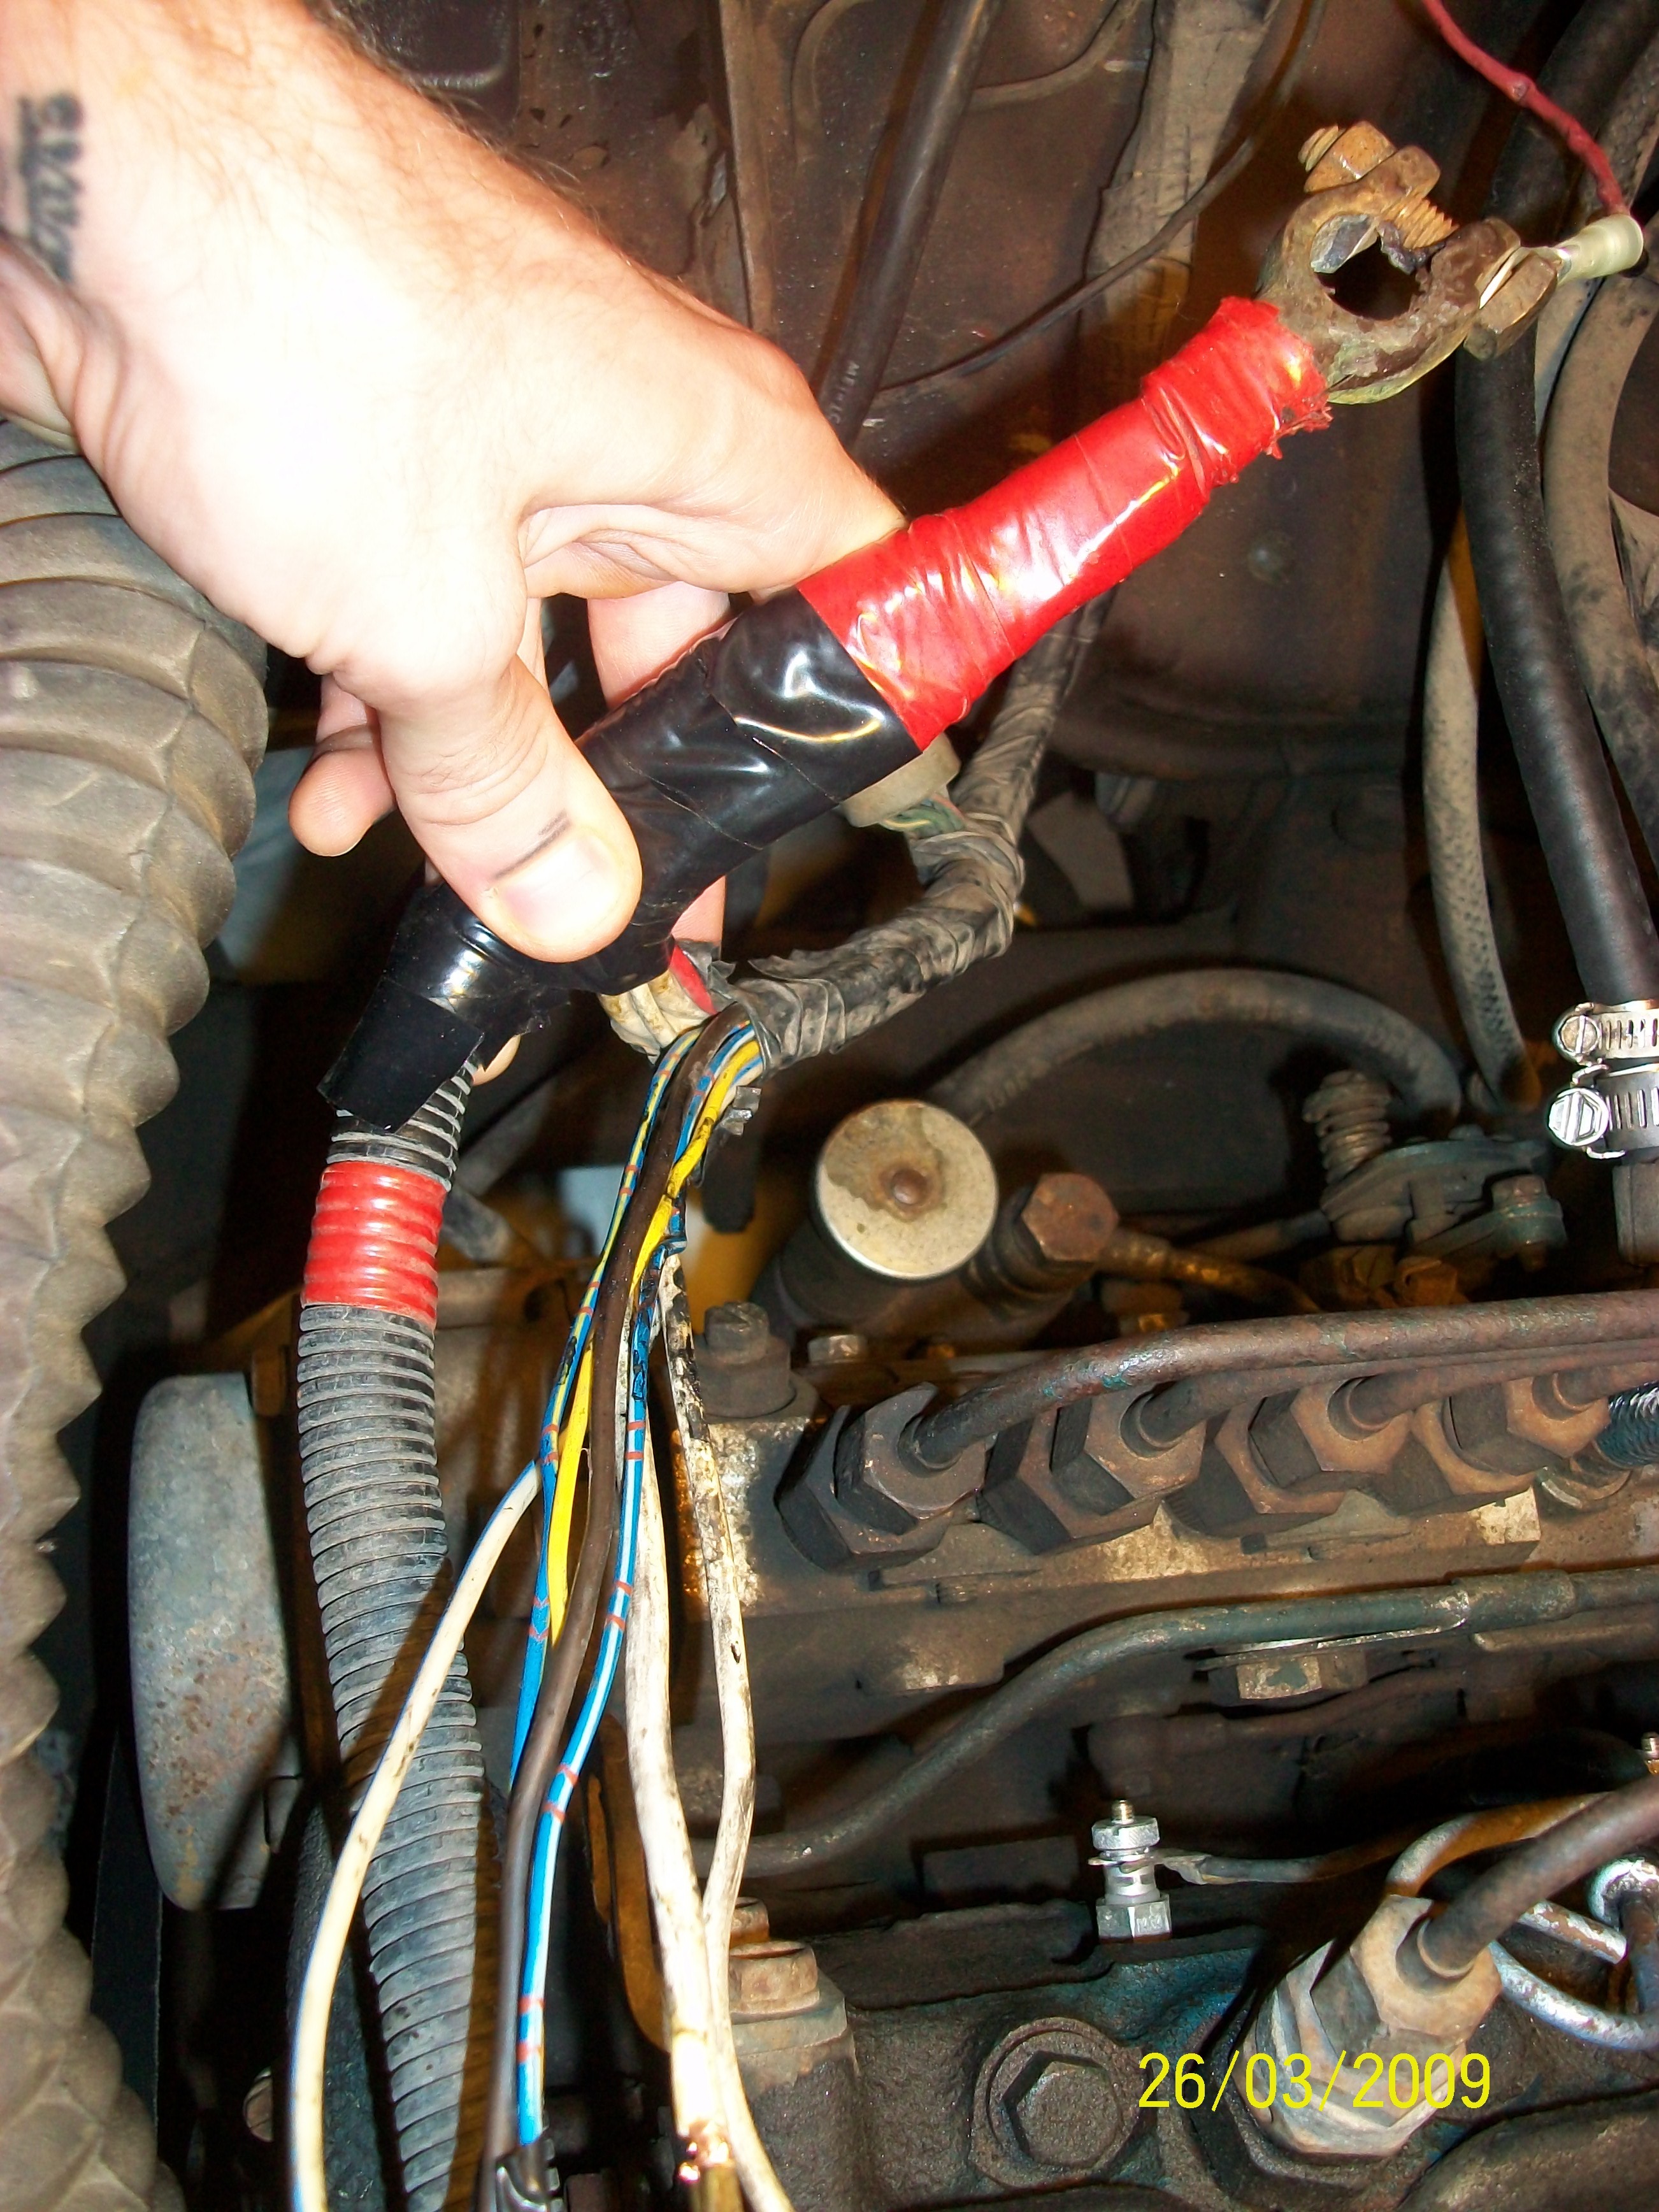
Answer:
[[296, 1072, 496, 2212]]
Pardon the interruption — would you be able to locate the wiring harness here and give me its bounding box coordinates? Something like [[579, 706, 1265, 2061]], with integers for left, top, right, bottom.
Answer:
[[291, 1009, 775, 2212]]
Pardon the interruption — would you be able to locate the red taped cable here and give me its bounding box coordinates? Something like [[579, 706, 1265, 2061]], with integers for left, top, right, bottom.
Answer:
[[801, 296, 1326, 747], [1418, 0, 1628, 216], [302, 1158, 446, 1326]]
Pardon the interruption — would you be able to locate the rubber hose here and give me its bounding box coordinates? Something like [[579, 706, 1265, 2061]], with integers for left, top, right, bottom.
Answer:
[[1544, 239, 1659, 862], [1423, 519, 1539, 1105], [1455, 0, 1659, 1007], [0, 417, 266, 2209], [929, 967, 1462, 1129], [815, 0, 1008, 442], [738, 1565, 1659, 1878], [1417, 1770, 1659, 1976], [296, 1075, 497, 2212], [1598, 1380, 1659, 1463]]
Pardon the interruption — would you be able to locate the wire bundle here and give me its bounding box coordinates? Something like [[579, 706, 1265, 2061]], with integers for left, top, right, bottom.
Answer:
[[292, 1005, 772, 2212]]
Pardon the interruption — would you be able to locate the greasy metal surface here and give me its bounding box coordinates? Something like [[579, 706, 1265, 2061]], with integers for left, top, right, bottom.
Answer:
[[128, 1374, 292, 1910]]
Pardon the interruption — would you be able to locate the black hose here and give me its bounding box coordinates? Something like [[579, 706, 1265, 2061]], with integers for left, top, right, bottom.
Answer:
[[1416, 1772, 1659, 1978], [1456, 340, 1659, 1005], [815, 0, 1008, 442], [1455, 0, 1659, 1007], [1543, 241, 1659, 865], [738, 1566, 1659, 1879], [928, 968, 1462, 1129], [481, 1010, 744, 2192], [296, 1074, 494, 2212], [903, 1288, 1659, 1468]]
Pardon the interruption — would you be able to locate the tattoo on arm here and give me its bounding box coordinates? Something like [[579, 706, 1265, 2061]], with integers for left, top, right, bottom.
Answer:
[[16, 94, 83, 284]]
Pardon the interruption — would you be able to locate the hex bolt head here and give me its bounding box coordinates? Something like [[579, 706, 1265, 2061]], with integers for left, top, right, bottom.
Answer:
[[1009, 2057, 1120, 2170], [1019, 1174, 1119, 1267], [703, 1302, 770, 1358]]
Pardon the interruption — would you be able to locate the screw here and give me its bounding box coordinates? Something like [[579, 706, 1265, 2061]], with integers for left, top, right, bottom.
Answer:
[[1110, 1797, 1135, 1823], [884, 1164, 931, 1211], [1642, 1732, 1659, 1774]]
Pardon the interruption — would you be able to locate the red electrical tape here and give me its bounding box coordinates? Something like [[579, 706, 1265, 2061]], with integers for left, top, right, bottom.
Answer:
[[801, 296, 1328, 748], [301, 1158, 446, 1326]]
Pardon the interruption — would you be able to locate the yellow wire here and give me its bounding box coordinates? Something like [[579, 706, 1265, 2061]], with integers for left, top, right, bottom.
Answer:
[[536, 1038, 763, 1658]]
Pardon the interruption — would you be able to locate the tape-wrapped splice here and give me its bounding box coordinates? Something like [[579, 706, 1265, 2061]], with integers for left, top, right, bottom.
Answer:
[[800, 297, 1329, 746]]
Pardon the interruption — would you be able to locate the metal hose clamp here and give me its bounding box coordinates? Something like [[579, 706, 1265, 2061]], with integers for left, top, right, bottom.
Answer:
[[1547, 1000, 1659, 1160]]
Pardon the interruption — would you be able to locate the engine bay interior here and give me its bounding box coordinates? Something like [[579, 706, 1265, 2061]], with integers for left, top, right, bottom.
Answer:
[[12, 3, 1659, 2209]]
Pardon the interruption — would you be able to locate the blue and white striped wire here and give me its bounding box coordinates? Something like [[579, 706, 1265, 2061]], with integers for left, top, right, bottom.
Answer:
[[510, 1016, 763, 2145]]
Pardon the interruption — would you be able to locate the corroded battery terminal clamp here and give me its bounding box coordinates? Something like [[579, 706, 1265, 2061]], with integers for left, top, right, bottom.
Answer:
[[325, 120, 1605, 1133]]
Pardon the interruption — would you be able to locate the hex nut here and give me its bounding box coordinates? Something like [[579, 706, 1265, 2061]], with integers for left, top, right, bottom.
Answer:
[[1369, 1398, 1533, 1514], [1250, 1385, 1409, 1488], [981, 1393, 1197, 1553], [1173, 1402, 1349, 1536], [1096, 1893, 1172, 1941], [779, 1391, 983, 1569], [842, 1383, 986, 1529], [728, 1940, 819, 2019]]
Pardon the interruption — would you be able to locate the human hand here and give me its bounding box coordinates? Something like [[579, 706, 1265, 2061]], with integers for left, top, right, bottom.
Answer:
[[0, 0, 899, 961]]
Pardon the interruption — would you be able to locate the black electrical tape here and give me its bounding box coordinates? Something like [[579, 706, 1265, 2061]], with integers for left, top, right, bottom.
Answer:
[[323, 591, 919, 1128]]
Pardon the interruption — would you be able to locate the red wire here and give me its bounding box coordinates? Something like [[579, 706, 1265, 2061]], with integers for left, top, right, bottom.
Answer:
[[1418, 0, 1628, 216]]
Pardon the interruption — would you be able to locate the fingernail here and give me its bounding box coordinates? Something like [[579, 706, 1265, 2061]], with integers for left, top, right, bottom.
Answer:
[[489, 829, 623, 956]]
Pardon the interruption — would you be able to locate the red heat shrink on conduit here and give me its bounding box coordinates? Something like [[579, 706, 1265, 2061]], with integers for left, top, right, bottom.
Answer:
[[301, 1159, 447, 1328], [801, 296, 1329, 748]]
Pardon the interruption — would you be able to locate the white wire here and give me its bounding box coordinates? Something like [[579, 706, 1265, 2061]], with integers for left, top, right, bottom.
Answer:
[[658, 1261, 794, 2212], [290, 1462, 540, 2212], [624, 1425, 731, 2174]]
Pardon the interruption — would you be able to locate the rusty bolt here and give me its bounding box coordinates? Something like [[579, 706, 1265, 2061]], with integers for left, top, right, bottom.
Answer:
[[696, 1302, 794, 1418], [1020, 1174, 1119, 1267], [728, 1939, 819, 2018], [1300, 120, 1397, 190], [1009, 2056, 1121, 2171], [703, 1302, 769, 1358]]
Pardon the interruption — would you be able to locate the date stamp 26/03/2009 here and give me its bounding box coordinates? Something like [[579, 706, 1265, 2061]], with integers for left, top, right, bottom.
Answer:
[[1138, 2048, 1490, 2117]]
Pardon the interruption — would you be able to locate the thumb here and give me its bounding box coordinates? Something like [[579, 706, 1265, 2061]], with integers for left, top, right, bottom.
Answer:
[[376, 621, 641, 963]]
